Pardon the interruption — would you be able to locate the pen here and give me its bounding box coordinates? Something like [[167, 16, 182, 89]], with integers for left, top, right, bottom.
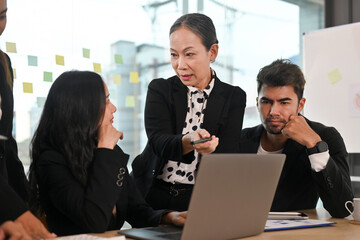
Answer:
[[268, 212, 308, 220]]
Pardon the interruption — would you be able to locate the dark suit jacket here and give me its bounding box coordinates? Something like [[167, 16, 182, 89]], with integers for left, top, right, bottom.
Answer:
[[132, 74, 246, 196], [0, 52, 28, 223], [36, 145, 165, 236], [239, 117, 353, 218]]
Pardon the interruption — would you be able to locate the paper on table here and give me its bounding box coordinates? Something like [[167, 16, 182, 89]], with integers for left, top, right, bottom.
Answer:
[[56, 234, 125, 240], [265, 219, 336, 231]]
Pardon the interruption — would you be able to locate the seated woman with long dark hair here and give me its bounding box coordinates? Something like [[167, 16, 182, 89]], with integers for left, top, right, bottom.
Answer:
[[28, 71, 186, 236]]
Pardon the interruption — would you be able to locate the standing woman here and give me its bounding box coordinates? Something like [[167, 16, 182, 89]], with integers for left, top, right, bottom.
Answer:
[[0, 0, 56, 238], [132, 13, 246, 211], [28, 71, 185, 236]]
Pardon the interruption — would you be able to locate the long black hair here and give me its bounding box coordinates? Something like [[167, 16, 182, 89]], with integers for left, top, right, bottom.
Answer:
[[28, 70, 106, 215], [0, 50, 13, 89]]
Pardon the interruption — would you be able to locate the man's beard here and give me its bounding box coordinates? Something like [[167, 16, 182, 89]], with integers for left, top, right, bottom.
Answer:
[[263, 117, 287, 135]]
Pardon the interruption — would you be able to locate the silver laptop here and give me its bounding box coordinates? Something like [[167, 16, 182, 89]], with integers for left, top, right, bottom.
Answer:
[[119, 154, 285, 240]]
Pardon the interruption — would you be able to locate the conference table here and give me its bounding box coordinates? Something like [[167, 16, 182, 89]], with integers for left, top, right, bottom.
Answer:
[[89, 208, 359, 240]]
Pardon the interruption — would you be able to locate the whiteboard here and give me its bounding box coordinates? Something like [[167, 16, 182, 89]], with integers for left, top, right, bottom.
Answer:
[[303, 22, 360, 153]]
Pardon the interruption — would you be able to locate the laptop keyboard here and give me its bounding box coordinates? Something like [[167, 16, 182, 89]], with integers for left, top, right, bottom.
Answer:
[[155, 232, 182, 240], [148, 226, 182, 233]]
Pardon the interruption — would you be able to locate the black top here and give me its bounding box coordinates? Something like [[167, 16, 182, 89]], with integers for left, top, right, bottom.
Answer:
[[132, 74, 246, 196], [239, 117, 353, 218], [36, 145, 166, 236], [0, 51, 28, 223]]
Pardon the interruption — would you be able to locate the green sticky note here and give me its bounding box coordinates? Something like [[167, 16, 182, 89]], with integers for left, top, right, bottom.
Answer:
[[93, 63, 102, 73], [328, 69, 341, 84], [113, 74, 121, 85], [28, 55, 38, 66], [130, 72, 139, 83], [56, 55, 65, 66], [23, 82, 33, 93], [43, 71, 53, 82], [6, 42, 17, 53], [37, 97, 46, 107], [125, 96, 135, 107], [12, 68, 16, 79], [115, 54, 123, 64], [83, 48, 90, 58]]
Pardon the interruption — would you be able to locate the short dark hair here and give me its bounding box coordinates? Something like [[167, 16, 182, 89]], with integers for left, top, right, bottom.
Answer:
[[170, 13, 218, 51], [256, 59, 306, 101]]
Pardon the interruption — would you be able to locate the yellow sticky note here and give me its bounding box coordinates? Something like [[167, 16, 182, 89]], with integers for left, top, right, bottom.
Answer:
[[130, 72, 139, 83], [328, 69, 341, 84], [6, 42, 17, 53], [113, 74, 121, 85], [125, 96, 135, 107], [83, 48, 90, 58], [93, 63, 102, 73], [23, 82, 33, 93], [12, 68, 16, 79], [55, 55, 65, 65]]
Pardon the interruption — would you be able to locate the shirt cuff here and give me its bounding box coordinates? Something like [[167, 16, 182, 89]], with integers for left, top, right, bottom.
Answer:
[[308, 150, 330, 172]]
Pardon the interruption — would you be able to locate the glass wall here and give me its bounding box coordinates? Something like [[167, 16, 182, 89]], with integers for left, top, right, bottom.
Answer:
[[1, 0, 324, 170]]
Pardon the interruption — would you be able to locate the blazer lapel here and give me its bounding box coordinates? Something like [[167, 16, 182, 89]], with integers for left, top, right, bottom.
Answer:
[[203, 78, 227, 135], [249, 125, 263, 153], [172, 79, 188, 134]]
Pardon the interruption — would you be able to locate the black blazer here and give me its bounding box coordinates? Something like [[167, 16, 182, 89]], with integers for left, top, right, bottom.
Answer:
[[132, 74, 246, 196], [0, 52, 28, 223], [36, 145, 165, 236], [239, 117, 353, 218]]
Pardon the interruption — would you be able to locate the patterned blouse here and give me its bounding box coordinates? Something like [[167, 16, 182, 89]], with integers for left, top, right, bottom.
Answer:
[[157, 69, 216, 184]]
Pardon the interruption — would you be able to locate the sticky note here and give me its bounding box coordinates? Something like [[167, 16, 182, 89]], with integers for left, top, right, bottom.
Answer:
[[125, 96, 135, 107], [6, 42, 17, 53], [12, 68, 16, 79], [355, 93, 360, 110], [115, 54, 123, 64], [109, 89, 116, 99], [28, 55, 38, 66], [55, 55, 65, 66], [328, 69, 341, 84], [93, 63, 102, 73], [44, 71, 53, 82], [130, 72, 139, 83], [37, 97, 46, 107], [83, 48, 90, 58], [113, 74, 121, 85], [23, 82, 33, 93]]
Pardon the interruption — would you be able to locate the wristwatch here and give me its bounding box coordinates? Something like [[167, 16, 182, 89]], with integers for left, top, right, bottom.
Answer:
[[306, 141, 328, 155]]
